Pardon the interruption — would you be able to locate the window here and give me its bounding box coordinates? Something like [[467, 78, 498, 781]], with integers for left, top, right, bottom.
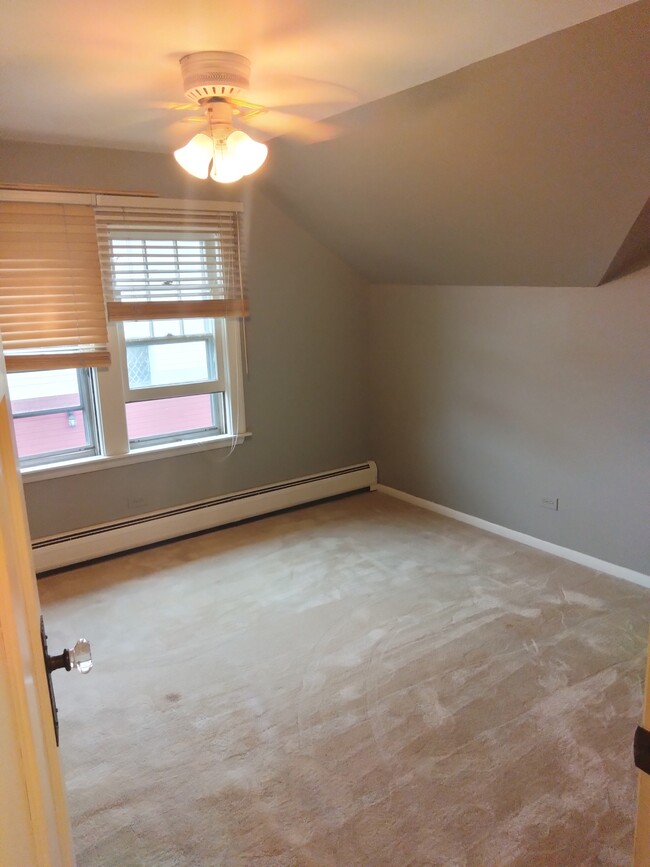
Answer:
[[7, 315, 243, 467], [120, 317, 228, 447], [1, 193, 247, 473], [7, 368, 98, 466], [105, 228, 240, 449]]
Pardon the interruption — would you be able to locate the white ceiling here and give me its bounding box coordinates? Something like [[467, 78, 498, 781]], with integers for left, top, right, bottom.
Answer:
[[0, 0, 638, 152]]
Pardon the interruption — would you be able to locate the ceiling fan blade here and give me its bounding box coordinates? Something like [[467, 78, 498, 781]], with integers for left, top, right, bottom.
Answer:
[[242, 110, 338, 143], [167, 119, 204, 139], [149, 100, 199, 112], [248, 75, 358, 113]]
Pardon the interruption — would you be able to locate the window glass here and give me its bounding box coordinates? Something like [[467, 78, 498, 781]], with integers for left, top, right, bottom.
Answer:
[[8, 369, 96, 462], [126, 344, 152, 388], [123, 320, 151, 340], [152, 319, 182, 338], [182, 318, 210, 335], [110, 237, 212, 301], [126, 393, 225, 445], [123, 318, 218, 392], [126, 339, 214, 389]]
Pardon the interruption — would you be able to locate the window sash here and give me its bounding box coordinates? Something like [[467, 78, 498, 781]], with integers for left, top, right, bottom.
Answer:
[[12, 399, 83, 419], [127, 392, 226, 449], [117, 319, 227, 403], [10, 368, 99, 467], [19, 442, 98, 468]]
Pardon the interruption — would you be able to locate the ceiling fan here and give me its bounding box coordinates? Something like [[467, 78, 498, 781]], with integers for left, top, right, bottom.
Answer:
[[171, 51, 342, 184]]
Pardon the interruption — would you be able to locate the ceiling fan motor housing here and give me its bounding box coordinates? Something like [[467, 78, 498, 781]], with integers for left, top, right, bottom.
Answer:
[[180, 51, 251, 104]]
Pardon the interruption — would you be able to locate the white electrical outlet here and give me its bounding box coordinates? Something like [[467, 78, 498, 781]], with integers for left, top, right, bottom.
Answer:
[[541, 497, 559, 510]]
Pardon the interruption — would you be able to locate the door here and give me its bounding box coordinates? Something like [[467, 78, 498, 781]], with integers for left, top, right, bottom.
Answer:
[[635, 633, 650, 866], [0, 345, 74, 865]]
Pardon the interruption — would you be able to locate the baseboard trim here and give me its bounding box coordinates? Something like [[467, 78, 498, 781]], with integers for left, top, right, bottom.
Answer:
[[377, 485, 650, 590], [33, 462, 377, 573]]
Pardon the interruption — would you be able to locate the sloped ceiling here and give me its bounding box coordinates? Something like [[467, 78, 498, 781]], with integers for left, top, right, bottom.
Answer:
[[0, 0, 639, 152], [599, 196, 650, 283], [0, 1, 647, 287], [262, 1, 649, 287]]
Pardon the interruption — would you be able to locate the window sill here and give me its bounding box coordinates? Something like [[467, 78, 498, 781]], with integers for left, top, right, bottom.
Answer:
[[20, 432, 251, 483]]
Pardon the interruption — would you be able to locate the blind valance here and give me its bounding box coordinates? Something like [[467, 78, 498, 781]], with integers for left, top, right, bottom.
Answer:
[[0, 201, 110, 372], [95, 203, 248, 321]]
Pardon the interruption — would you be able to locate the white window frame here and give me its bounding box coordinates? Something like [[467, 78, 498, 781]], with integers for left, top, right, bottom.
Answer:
[[117, 317, 229, 448], [92, 317, 246, 460], [106, 225, 242, 450]]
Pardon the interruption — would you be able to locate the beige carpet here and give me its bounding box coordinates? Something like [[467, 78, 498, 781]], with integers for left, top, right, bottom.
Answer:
[[39, 491, 648, 866]]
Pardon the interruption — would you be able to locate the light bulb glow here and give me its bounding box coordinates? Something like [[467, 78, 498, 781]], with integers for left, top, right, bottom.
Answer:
[[175, 120, 268, 184], [210, 144, 245, 184], [173, 133, 214, 179], [226, 131, 268, 176]]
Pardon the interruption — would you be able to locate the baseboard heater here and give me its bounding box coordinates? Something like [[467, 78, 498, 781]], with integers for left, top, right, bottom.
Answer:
[[33, 461, 377, 573]]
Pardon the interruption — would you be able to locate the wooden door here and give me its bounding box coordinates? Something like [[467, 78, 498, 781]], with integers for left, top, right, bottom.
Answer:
[[635, 634, 650, 866], [0, 348, 74, 865]]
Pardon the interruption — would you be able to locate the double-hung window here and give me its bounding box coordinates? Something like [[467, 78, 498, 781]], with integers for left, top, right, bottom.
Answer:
[[0, 198, 109, 466], [0, 194, 247, 472], [105, 230, 237, 448], [121, 317, 227, 447]]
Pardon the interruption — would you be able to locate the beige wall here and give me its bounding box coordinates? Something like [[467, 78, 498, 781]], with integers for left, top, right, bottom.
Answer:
[[367, 268, 650, 573]]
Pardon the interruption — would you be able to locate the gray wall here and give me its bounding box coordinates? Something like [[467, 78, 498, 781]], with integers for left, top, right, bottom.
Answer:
[[367, 269, 650, 573], [2, 141, 648, 574], [0, 141, 369, 538], [263, 1, 650, 288]]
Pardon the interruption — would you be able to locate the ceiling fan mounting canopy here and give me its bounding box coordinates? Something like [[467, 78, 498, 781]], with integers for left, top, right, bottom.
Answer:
[[179, 51, 252, 105]]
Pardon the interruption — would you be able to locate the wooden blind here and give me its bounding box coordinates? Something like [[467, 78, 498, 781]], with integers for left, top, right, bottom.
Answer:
[[0, 202, 110, 372], [94, 203, 248, 321]]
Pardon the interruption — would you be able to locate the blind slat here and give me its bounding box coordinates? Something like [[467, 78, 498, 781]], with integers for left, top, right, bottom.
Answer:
[[0, 202, 110, 371], [6, 350, 111, 373], [106, 299, 249, 321], [95, 205, 247, 320]]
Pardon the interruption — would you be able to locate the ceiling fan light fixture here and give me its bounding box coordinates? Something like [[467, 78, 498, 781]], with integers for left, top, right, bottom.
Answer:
[[173, 132, 213, 179], [173, 53, 269, 184], [175, 97, 268, 184]]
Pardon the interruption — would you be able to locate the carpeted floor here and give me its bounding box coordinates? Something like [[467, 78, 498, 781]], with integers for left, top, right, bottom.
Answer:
[[39, 491, 648, 866]]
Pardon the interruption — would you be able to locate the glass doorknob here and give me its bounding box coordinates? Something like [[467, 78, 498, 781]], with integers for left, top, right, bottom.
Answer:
[[46, 638, 93, 675], [68, 638, 93, 673]]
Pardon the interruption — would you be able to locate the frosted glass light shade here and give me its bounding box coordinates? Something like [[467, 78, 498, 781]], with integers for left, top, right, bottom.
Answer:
[[173, 133, 214, 179], [210, 158, 245, 184], [209, 131, 268, 184], [175, 127, 268, 184], [227, 131, 268, 175]]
